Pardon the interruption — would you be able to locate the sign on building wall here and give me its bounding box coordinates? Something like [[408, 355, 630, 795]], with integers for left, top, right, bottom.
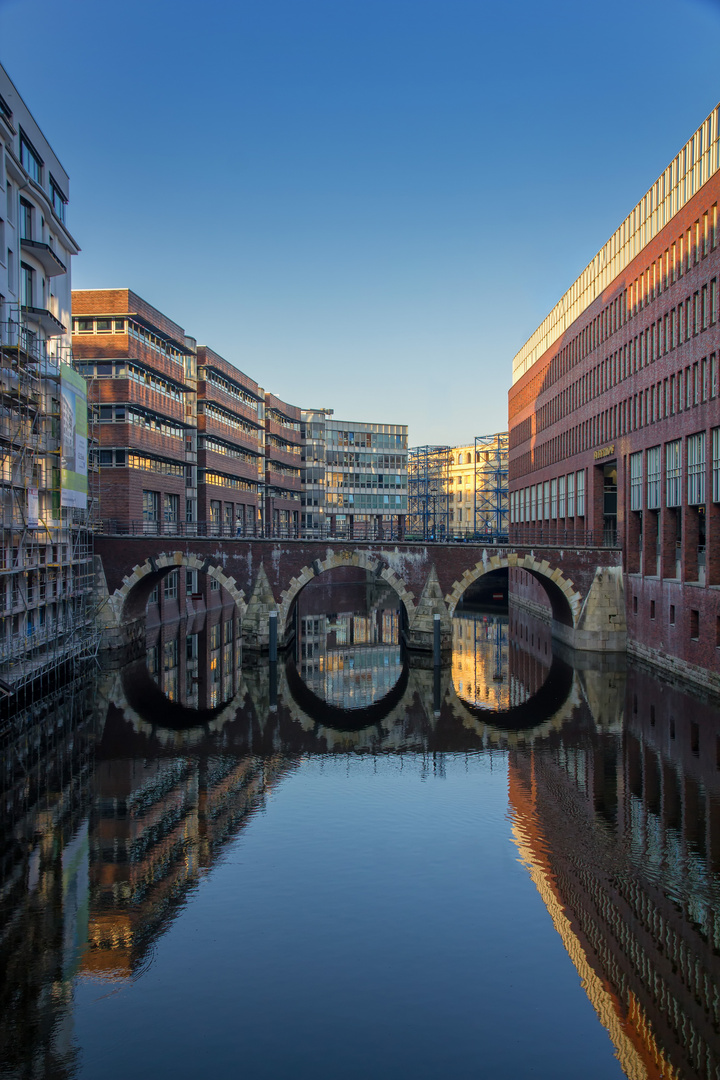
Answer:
[[60, 364, 88, 509]]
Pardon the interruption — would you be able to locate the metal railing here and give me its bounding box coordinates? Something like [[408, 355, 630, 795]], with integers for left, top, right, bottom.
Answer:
[[98, 519, 618, 548]]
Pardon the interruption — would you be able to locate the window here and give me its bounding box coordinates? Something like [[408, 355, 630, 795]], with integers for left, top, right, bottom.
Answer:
[[550, 478, 557, 519], [19, 263, 33, 307], [713, 428, 720, 502], [19, 198, 32, 241], [142, 489, 159, 523], [646, 446, 661, 509], [96, 318, 112, 333], [576, 470, 585, 516], [670, 604, 675, 625], [164, 493, 179, 523], [650, 600, 655, 620], [77, 319, 93, 333], [558, 475, 565, 518], [567, 472, 575, 517], [690, 609, 699, 640], [164, 570, 178, 600], [19, 131, 42, 183], [687, 432, 706, 505], [49, 176, 67, 224], [666, 440, 682, 507], [630, 452, 643, 510]]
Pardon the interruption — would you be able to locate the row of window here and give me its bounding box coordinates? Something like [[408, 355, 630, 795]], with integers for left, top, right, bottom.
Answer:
[[325, 472, 406, 491], [327, 429, 406, 449], [513, 108, 720, 382], [266, 408, 301, 433], [199, 470, 257, 492], [266, 462, 301, 481], [198, 436, 259, 464], [530, 280, 718, 439], [630, 429, 720, 509], [199, 367, 260, 413], [198, 400, 262, 439], [510, 471, 586, 523], [327, 493, 408, 509], [73, 319, 186, 363], [16, 129, 68, 223], [515, 353, 719, 477], [325, 451, 407, 469], [97, 404, 185, 439]]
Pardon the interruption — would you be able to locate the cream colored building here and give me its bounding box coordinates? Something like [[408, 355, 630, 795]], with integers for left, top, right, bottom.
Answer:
[[448, 433, 509, 537]]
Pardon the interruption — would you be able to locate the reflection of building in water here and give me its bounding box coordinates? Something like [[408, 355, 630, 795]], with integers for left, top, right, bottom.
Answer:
[[300, 608, 401, 710], [81, 734, 292, 980], [509, 669, 720, 1080], [144, 606, 239, 711], [0, 677, 98, 1079], [453, 607, 559, 716], [296, 575, 402, 710]]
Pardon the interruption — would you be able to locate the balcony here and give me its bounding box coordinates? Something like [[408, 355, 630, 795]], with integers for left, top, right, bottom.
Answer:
[[20, 238, 67, 276], [22, 306, 66, 336]]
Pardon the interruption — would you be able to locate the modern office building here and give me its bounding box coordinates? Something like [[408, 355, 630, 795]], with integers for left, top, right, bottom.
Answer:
[[301, 410, 408, 538], [508, 103, 720, 687], [264, 393, 302, 536], [72, 289, 197, 533], [0, 64, 95, 692], [196, 345, 263, 534]]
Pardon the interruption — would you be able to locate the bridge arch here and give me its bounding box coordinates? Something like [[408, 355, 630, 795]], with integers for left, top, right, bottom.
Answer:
[[444, 552, 581, 628], [114, 550, 246, 621], [277, 549, 416, 637]]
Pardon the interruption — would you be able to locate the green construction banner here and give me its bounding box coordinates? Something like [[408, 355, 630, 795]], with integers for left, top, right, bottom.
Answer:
[[60, 363, 88, 509]]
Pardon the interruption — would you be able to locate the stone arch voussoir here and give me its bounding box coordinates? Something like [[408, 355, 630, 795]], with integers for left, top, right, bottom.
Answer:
[[115, 550, 246, 621], [443, 553, 580, 628], [277, 549, 416, 637]]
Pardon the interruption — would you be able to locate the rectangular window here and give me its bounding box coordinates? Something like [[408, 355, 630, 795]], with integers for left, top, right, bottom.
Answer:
[[567, 472, 575, 517], [558, 475, 565, 518], [19, 198, 32, 241], [576, 470, 585, 516], [530, 485, 536, 521], [164, 570, 178, 600], [49, 176, 67, 224], [19, 263, 33, 308], [687, 432, 706, 505], [646, 447, 661, 510], [142, 489, 159, 523], [630, 451, 643, 510], [19, 131, 42, 182], [543, 481, 550, 520], [666, 441, 682, 507], [164, 492, 179, 523], [550, 478, 557, 519], [713, 429, 720, 502]]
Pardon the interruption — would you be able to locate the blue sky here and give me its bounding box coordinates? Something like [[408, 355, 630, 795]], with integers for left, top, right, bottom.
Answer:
[[2, 0, 720, 444]]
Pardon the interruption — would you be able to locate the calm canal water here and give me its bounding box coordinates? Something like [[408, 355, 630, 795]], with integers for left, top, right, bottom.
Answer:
[[2, 573, 720, 1080]]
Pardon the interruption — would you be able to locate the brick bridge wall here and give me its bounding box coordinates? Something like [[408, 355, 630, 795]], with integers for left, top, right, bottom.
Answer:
[[94, 538, 625, 655]]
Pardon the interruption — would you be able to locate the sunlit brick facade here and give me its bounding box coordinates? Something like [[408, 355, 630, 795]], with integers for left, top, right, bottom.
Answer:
[[509, 104, 720, 688]]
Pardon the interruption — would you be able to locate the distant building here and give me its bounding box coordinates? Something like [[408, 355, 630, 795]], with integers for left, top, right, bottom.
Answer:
[[408, 434, 508, 541], [0, 63, 92, 691], [264, 393, 302, 536], [301, 410, 408, 538]]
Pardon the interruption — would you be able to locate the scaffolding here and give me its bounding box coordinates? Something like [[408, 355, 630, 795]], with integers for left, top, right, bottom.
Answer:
[[407, 445, 450, 540], [0, 304, 99, 698], [473, 432, 509, 539]]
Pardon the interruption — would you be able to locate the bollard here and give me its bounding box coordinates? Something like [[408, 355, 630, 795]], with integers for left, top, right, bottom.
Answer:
[[433, 664, 441, 718], [269, 611, 278, 662], [433, 613, 441, 667], [269, 659, 277, 712]]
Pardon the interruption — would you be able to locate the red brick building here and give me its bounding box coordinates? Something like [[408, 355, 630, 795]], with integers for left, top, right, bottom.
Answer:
[[196, 346, 263, 534], [263, 392, 302, 536], [509, 105, 720, 688], [72, 289, 196, 533]]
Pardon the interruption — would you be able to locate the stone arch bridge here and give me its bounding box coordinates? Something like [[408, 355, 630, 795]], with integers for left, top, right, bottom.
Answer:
[[94, 537, 626, 657]]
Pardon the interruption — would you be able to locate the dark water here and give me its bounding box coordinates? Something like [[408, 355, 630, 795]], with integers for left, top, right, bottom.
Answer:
[[2, 578, 720, 1080]]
